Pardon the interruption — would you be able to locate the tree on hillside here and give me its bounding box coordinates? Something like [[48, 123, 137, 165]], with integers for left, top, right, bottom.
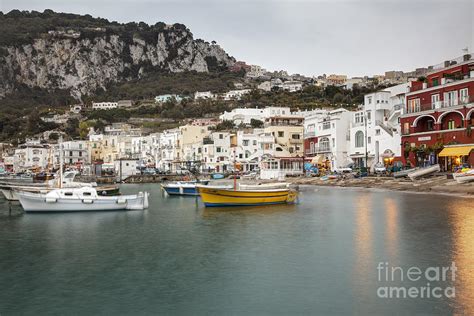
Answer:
[[78, 121, 90, 139], [250, 119, 264, 128]]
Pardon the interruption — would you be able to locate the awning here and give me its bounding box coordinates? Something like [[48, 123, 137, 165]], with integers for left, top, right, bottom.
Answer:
[[311, 155, 323, 164], [438, 146, 474, 157], [381, 149, 395, 158]]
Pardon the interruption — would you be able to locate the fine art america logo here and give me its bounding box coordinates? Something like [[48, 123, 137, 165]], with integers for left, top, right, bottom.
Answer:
[[376, 262, 457, 299]]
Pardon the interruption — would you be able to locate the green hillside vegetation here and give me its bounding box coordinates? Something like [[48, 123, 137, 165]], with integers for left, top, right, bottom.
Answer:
[[0, 79, 391, 142], [0, 9, 184, 47], [86, 70, 245, 102]]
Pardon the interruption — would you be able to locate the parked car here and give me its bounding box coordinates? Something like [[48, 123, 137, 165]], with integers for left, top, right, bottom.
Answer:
[[334, 163, 353, 174], [333, 166, 353, 174], [143, 168, 156, 175], [374, 162, 387, 174], [175, 169, 191, 175]]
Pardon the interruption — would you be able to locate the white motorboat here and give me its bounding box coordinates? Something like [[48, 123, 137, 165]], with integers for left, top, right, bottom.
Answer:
[[16, 187, 149, 212], [453, 169, 474, 184], [0, 188, 17, 201], [407, 165, 440, 181], [0, 171, 100, 201], [238, 182, 290, 190]]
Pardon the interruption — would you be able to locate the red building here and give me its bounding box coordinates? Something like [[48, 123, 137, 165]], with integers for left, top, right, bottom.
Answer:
[[400, 55, 474, 170]]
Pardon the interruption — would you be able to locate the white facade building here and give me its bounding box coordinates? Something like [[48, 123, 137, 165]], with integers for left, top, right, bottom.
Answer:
[[131, 134, 160, 166], [223, 89, 251, 101], [92, 102, 118, 110], [13, 145, 50, 172], [53, 141, 90, 167], [246, 65, 266, 78], [281, 81, 303, 92], [304, 108, 353, 170], [219, 107, 292, 125], [348, 83, 409, 169], [194, 91, 215, 100], [157, 129, 181, 172], [114, 159, 140, 181], [196, 132, 233, 173]]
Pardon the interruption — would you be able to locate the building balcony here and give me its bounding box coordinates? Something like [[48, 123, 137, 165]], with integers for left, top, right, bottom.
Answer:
[[305, 145, 331, 155], [350, 121, 365, 128], [405, 95, 473, 115], [203, 138, 214, 145], [304, 131, 316, 138], [289, 138, 303, 144]]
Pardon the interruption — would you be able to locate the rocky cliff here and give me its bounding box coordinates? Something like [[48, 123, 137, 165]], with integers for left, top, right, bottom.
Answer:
[[0, 10, 236, 100]]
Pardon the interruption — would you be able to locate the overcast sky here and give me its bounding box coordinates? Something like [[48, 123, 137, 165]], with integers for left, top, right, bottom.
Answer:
[[1, 0, 473, 77]]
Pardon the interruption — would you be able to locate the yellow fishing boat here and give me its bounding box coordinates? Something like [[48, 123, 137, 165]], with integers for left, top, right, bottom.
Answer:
[[197, 185, 298, 207]]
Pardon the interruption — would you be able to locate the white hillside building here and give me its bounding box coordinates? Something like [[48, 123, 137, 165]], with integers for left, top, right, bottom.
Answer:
[[281, 81, 303, 92], [196, 132, 233, 173], [304, 108, 352, 170], [348, 83, 409, 170], [230, 129, 275, 172], [194, 91, 215, 100], [223, 89, 251, 101], [219, 106, 292, 125], [92, 102, 118, 110], [157, 129, 181, 172], [13, 144, 50, 172]]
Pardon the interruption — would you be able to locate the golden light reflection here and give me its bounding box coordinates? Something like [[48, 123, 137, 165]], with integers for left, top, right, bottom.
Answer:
[[353, 193, 373, 304], [384, 198, 398, 260], [450, 199, 474, 314]]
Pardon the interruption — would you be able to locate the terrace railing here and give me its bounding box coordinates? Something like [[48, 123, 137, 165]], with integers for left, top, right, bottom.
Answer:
[[405, 95, 473, 114]]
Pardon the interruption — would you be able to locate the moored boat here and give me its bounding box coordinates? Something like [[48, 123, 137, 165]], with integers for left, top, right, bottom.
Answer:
[[0, 171, 119, 201], [16, 187, 149, 212], [407, 165, 440, 181], [197, 185, 298, 207], [238, 182, 290, 190], [393, 167, 419, 178], [453, 169, 474, 184], [162, 181, 209, 196]]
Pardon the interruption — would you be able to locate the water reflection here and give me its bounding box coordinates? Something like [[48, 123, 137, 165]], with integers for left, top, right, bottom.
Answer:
[[449, 199, 474, 314], [201, 203, 296, 218], [352, 193, 373, 309], [1, 186, 473, 315], [384, 198, 399, 260]]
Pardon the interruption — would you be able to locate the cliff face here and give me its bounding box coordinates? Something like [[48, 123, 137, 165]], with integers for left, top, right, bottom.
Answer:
[[0, 16, 235, 99]]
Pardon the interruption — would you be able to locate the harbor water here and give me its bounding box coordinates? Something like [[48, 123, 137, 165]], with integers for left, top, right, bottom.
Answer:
[[0, 184, 473, 314]]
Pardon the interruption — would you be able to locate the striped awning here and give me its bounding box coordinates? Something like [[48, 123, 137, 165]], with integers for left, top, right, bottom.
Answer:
[[438, 146, 474, 157]]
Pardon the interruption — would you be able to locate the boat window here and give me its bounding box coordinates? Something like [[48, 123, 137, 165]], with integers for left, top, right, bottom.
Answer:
[[83, 192, 92, 196], [64, 192, 73, 196]]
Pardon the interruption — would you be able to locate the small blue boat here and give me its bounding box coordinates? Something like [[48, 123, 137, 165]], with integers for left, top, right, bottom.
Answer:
[[161, 181, 210, 196]]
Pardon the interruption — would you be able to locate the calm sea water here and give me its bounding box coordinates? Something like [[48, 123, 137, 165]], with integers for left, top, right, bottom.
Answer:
[[0, 184, 473, 315]]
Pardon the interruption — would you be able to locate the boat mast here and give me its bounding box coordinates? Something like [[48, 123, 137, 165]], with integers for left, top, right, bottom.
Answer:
[[59, 136, 63, 189], [233, 146, 237, 191]]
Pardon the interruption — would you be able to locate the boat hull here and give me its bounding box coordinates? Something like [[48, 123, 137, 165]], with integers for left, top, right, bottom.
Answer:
[[408, 165, 440, 180], [1, 185, 119, 201], [17, 191, 148, 212], [453, 170, 474, 184], [0, 189, 17, 201], [162, 182, 231, 196], [163, 186, 199, 196], [197, 186, 297, 207], [393, 168, 419, 178], [239, 183, 290, 190]]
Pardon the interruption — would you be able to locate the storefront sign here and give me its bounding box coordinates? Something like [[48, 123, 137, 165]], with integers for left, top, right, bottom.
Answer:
[[418, 136, 431, 141]]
